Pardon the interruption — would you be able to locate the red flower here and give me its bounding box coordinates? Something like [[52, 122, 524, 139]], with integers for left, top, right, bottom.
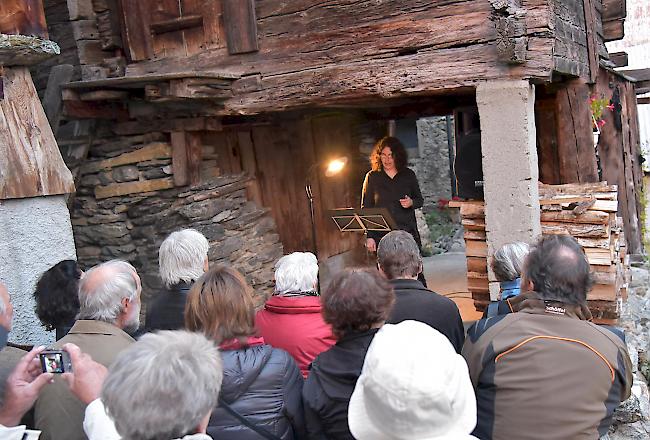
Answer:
[[606, 104, 615, 111], [597, 119, 606, 128]]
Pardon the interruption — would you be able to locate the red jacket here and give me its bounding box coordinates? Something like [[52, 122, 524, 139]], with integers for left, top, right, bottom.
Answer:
[[256, 295, 336, 378]]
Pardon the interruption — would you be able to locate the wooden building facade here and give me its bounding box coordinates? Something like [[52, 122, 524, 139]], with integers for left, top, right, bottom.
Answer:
[[23, 0, 643, 299]]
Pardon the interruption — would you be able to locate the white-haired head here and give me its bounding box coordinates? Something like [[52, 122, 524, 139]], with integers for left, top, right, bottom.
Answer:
[[102, 330, 223, 439], [78, 260, 141, 329], [159, 229, 209, 288], [491, 242, 530, 282], [274, 252, 318, 295]]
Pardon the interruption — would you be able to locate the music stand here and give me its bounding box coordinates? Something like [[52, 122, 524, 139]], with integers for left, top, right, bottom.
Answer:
[[328, 208, 397, 234]]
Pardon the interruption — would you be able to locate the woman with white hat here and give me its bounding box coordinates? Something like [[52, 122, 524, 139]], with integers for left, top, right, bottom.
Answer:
[[348, 320, 478, 440]]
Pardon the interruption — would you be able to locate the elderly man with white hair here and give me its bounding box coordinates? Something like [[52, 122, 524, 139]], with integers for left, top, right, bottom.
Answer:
[[145, 229, 209, 332], [35, 260, 141, 440], [61, 330, 223, 440], [256, 252, 335, 377]]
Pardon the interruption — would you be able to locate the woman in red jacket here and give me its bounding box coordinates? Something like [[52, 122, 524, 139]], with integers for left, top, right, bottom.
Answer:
[[256, 252, 336, 378]]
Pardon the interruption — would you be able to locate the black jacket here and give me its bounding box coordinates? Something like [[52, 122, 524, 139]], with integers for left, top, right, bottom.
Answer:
[[144, 282, 192, 332], [208, 344, 305, 439], [387, 279, 465, 353], [302, 329, 379, 440], [361, 168, 423, 246]]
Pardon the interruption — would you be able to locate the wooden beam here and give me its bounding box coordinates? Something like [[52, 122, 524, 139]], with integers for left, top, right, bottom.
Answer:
[[95, 177, 175, 199], [82, 142, 172, 174], [638, 97, 650, 105], [602, 19, 625, 42], [150, 15, 203, 35], [171, 131, 189, 186], [186, 132, 203, 185], [602, 0, 626, 21], [113, 117, 223, 135], [221, 0, 259, 54], [582, 0, 599, 84], [609, 52, 628, 68], [43, 64, 74, 135], [0, 0, 48, 39]]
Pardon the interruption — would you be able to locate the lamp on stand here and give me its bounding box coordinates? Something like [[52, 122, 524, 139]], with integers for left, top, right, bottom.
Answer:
[[305, 157, 348, 257]]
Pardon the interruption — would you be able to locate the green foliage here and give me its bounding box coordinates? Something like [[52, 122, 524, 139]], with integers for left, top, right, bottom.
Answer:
[[425, 207, 457, 255]]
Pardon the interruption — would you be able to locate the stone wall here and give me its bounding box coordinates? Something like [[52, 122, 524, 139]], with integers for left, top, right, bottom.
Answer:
[[71, 132, 283, 309], [410, 116, 454, 214]]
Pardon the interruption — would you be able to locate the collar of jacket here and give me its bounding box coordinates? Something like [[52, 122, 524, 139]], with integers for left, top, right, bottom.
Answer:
[[68, 320, 136, 340], [389, 278, 426, 291], [515, 295, 592, 321], [264, 295, 322, 314], [500, 278, 520, 291], [171, 281, 193, 294]]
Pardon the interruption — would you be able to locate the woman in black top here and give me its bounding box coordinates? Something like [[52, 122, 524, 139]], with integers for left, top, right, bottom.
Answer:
[[361, 136, 424, 252]]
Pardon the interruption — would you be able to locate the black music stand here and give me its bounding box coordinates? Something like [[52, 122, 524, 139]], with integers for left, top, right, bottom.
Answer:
[[328, 208, 397, 234]]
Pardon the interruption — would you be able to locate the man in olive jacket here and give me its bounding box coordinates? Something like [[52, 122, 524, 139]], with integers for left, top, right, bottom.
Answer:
[[462, 235, 632, 440], [35, 260, 141, 440]]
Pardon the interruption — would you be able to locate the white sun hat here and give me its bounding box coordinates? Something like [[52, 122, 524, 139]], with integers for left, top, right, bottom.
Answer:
[[348, 320, 477, 440]]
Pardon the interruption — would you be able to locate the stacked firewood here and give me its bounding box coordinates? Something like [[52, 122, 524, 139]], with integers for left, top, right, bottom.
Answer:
[[452, 182, 628, 323]]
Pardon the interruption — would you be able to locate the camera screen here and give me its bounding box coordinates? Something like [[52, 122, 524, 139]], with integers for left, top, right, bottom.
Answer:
[[42, 353, 65, 373]]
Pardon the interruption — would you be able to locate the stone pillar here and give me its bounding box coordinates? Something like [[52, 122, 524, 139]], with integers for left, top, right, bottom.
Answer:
[[476, 80, 541, 299], [0, 197, 77, 344]]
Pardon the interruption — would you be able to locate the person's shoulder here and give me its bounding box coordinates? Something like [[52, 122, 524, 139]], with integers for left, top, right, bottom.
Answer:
[[465, 314, 511, 344]]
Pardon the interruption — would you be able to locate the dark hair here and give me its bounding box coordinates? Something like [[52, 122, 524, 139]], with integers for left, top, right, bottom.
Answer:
[[321, 268, 395, 338], [370, 136, 408, 172], [185, 265, 257, 344], [33, 260, 82, 331], [523, 235, 593, 305], [377, 230, 422, 279]]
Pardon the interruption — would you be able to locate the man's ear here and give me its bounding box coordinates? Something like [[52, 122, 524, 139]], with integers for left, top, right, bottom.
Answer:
[[377, 263, 385, 276]]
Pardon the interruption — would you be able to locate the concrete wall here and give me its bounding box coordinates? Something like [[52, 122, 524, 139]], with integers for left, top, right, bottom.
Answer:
[[0, 196, 77, 345], [476, 80, 541, 298]]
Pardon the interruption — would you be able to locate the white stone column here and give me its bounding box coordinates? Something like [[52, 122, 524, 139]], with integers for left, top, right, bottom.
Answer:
[[476, 80, 541, 299], [0, 196, 77, 345]]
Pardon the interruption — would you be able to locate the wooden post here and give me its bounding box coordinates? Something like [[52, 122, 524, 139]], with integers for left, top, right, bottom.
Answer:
[[0, 0, 48, 39]]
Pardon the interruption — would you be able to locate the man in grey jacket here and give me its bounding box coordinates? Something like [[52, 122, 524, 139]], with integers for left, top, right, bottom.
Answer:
[[462, 235, 632, 440]]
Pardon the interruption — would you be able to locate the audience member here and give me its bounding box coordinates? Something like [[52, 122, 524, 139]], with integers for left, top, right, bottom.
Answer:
[[491, 241, 529, 300], [185, 265, 305, 439], [348, 320, 477, 440], [35, 260, 141, 440], [145, 229, 209, 332], [256, 252, 336, 377], [0, 283, 53, 439], [463, 235, 633, 440], [33, 260, 82, 340], [377, 231, 464, 352], [62, 330, 223, 440], [302, 268, 395, 440]]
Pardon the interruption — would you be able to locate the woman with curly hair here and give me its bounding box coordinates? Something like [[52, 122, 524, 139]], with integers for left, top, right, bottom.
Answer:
[[361, 136, 424, 253], [33, 260, 82, 340]]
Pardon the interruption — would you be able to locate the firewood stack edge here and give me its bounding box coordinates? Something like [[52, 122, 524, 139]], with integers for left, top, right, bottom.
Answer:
[[450, 182, 628, 324]]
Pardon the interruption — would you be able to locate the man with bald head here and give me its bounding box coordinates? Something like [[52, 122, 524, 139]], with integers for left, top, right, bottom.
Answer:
[[35, 260, 141, 440], [462, 235, 632, 440]]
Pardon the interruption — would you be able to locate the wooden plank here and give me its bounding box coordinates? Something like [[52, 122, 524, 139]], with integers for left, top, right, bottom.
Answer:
[[540, 210, 610, 225], [182, 0, 224, 54], [460, 203, 485, 219], [466, 257, 488, 274], [581, 0, 599, 83], [150, 15, 202, 35], [237, 130, 263, 206], [462, 218, 486, 230], [591, 199, 618, 212], [465, 240, 487, 258], [609, 51, 628, 68], [43, 64, 75, 135], [113, 117, 223, 135], [539, 195, 594, 205], [538, 182, 617, 194], [0, 0, 48, 39], [536, 97, 561, 184], [186, 132, 203, 185], [118, 0, 152, 61], [464, 230, 486, 241], [541, 222, 609, 238], [221, 0, 259, 54], [587, 284, 617, 301], [171, 131, 189, 186], [602, 0, 626, 21], [95, 177, 175, 199], [602, 19, 625, 42], [82, 142, 172, 173], [0, 67, 75, 199]]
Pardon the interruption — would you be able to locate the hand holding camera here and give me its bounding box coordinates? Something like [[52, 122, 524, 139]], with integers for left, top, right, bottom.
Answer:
[[60, 343, 107, 405]]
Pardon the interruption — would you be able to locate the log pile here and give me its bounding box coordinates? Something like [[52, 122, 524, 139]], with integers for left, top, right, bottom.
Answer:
[[453, 182, 628, 323]]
